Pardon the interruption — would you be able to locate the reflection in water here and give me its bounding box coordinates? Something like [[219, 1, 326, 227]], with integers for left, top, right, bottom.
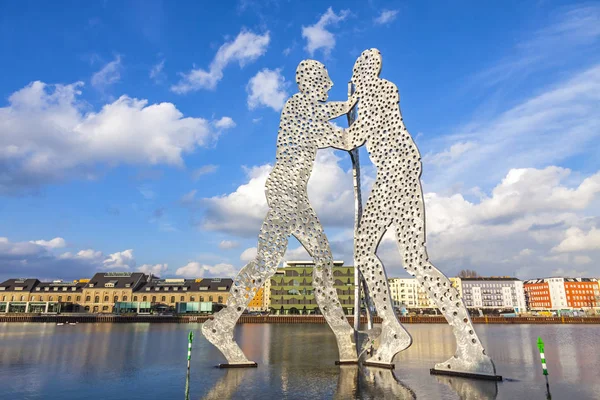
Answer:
[[435, 375, 498, 400], [201, 368, 250, 400], [334, 365, 416, 399], [185, 369, 190, 400], [2, 323, 600, 400]]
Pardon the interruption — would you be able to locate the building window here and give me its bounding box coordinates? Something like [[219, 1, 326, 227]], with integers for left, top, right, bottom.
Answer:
[[180, 296, 184, 301], [133, 296, 138, 301], [49, 296, 53, 301], [102, 306, 108, 311], [67, 296, 71, 301], [123, 296, 128, 301], [170, 296, 175, 303], [94, 296, 99, 303], [103, 296, 109, 302], [113, 296, 118, 303], [218, 296, 223, 303], [76, 296, 81, 301], [199, 296, 203, 302], [86, 296, 91, 302], [209, 296, 213, 302], [142, 296, 147, 302], [152, 296, 156, 302], [161, 296, 166, 302]]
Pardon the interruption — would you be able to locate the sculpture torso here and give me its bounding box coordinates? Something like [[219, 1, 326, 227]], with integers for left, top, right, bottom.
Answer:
[[266, 93, 336, 206], [355, 79, 422, 182]]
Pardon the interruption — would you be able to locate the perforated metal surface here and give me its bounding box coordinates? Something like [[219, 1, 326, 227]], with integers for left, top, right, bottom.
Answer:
[[202, 60, 357, 364], [340, 48, 496, 375], [202, 50, 497, 377]]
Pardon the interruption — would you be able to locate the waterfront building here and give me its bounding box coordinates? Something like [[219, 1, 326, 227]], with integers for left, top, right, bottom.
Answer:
[[82, 272, 149, 313], [524, 278, 600, 311], [388, 278, 418, 308], [461, 277, 526, 312], [0, 279, 85, 313], [388, 277, 436, 310], [449, 277, 463, 298], [31, 280, 86, 312], [269, 261, 355, 315], [248, 287, 266, 312], [135, 277, 233, 313]]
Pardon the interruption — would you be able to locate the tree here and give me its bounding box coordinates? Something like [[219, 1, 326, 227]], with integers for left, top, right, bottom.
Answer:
[[458, 269, 480, 278]]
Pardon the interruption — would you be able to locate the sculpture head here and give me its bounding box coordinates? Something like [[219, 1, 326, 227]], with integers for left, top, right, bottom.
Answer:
[[351, 48, 382, 89], [296, 60, 333, 101]]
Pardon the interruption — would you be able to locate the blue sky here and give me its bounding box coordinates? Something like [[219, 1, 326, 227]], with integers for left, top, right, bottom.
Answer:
[[1, 1, 599, 281]]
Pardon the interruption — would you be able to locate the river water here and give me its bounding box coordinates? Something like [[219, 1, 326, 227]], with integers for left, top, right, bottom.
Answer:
[[0, 323, 598, 399]]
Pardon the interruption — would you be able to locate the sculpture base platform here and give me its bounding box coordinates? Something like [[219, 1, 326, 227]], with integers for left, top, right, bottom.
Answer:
[[217, 362, 258, 369], [362, 361, 395, 369], [335, 360, 359, 365], [430, 368, 503, 381]]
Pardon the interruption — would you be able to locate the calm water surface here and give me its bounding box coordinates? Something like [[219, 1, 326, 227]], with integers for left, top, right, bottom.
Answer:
[[0, 323, 599, 399]]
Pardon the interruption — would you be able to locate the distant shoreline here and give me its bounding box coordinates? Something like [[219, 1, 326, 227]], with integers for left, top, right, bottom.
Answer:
[[1, 314, 599, 325]]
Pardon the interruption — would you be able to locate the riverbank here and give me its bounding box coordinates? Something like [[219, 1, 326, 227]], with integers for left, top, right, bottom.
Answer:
[[1, 314, 599, 324]]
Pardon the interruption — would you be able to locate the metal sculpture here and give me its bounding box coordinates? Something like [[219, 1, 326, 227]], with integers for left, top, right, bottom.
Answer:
[[201, 60, 358, 366], [335, 48, 497, 376], [202, 48, 498, 379]]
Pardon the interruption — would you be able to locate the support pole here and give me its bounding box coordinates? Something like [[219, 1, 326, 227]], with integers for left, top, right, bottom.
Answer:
[[348, 82, 362, 352]]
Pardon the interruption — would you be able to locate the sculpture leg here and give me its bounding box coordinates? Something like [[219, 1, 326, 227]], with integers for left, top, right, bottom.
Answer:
[[393, 200, 497, 377], [355, 216, 412, 366], [202, 209, 289, 366], [293, 204, 357, 362]]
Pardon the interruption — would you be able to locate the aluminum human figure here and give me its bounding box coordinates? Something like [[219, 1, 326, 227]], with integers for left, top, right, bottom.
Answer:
[[202, 60, 358, 365], [336, 49, 496, 376]]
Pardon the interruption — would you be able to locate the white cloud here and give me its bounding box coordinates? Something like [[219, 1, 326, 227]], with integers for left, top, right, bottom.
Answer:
[[519, 248, 534, 256], [200, 164, 272, 236], [374, 10, 399, 25], [175, 261, 237, 278], [197, 155, 600, 278], [552, 227, 600, 253], [0, 81, 235, 194], [149, 59, 166, 83], [284, 245, 310, 261], [0, 236, 143, 281], [219, 240, 239, 250], [302, 7, 349, 56], [214, 116, 236, 129], [247, 68, 289, 111], [240, 247, 257, 262], [574, 255, 592, 265], [192, 165, 218, 180], [138, 263, 168, 277], [171, 30, 270, 93], [91, 55, 122, 89], [103, 249, 136, 269], [30, 237, 66, 249], [423, 142, 476, 167]]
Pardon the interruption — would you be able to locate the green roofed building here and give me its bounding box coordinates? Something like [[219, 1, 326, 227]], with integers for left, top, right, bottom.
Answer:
[[269, 261, 355, 315]]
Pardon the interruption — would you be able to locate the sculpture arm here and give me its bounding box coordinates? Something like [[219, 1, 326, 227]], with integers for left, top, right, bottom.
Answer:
[[316, 95, 361, 150]]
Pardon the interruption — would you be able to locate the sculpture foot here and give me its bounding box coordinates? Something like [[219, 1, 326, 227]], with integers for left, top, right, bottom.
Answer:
[[201, 319, 252, 364], [432, 354, 498, 379], [364, 324, 412, 365], [335, 327, 359, 362]]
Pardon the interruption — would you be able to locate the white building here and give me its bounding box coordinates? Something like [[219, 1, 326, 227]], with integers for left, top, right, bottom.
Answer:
[[388, 278, 435, 309], [461, 277, 526, 312]]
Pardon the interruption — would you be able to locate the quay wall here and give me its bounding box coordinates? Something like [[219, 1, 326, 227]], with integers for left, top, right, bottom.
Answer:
[[1, 314, 599, 324]]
